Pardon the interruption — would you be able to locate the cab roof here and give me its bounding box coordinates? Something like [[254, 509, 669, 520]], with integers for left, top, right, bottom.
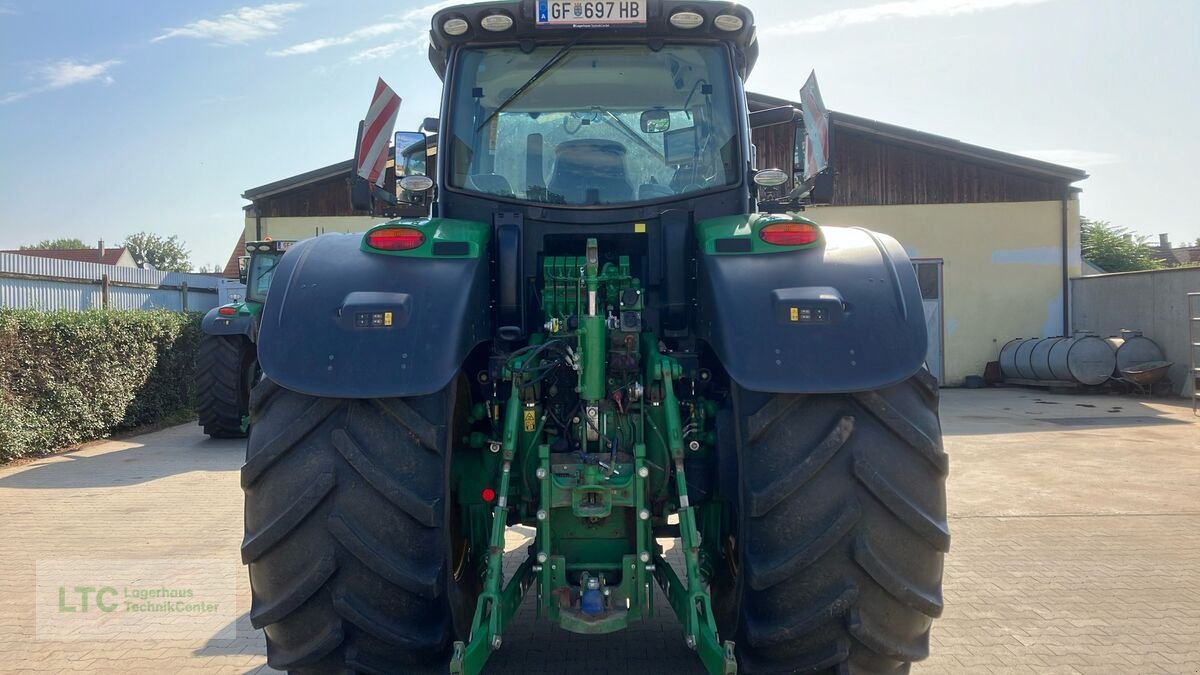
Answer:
[[427, 0, 758, 80]]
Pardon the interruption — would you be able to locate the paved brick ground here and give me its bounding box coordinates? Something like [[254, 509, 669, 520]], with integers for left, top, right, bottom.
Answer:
[[0, 388, 1196, 674]]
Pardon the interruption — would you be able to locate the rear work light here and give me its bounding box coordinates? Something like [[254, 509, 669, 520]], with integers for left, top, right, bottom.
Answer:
[[366, 226, 426, 251], [759, 222, 820, 247]]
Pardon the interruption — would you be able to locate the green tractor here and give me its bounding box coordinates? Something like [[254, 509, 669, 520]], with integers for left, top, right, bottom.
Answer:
[[242, 2, 948, 673], [196, 238, 292, 437]]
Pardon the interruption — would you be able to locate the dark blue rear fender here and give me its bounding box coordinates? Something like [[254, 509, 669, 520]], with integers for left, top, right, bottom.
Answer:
[[696, 226, 927, 393], [201, 308, 257, 342], [257, 233, 491, 398]]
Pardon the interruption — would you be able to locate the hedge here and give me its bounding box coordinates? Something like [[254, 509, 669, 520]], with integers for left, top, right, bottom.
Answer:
[[0, 309, 202, 462]]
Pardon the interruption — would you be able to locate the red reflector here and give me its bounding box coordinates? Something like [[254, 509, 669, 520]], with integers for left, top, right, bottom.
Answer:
[[218, 306, 236, 316], [367, 227, 425, 251], [481, 488, 496, 503], [759, 222, 819, 247]]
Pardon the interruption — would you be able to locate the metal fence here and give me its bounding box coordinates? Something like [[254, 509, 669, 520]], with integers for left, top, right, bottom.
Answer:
[[0, 253, 222, 313]]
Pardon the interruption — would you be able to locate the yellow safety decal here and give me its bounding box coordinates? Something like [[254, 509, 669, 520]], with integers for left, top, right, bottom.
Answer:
[[384, 312, 393, 326], [523, 409, 537, 432], [789, 307, 799, 322], [634, 223, 646, 233]]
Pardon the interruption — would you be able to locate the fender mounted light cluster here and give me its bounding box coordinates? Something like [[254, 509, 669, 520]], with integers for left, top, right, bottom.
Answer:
[[366, 226, 425, 251], [760, 222, 820, 247]]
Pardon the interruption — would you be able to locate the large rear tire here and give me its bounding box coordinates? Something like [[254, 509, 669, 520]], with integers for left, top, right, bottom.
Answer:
[[241, 377, 478, 674], [713, 370, 949, 674], [196, 334, 255, 438]]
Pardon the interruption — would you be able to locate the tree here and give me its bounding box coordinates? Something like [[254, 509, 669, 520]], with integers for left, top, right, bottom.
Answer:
[[123, 232, 191, 272], [20, 238, 88, 250], [1080, 219, 1163, 273]]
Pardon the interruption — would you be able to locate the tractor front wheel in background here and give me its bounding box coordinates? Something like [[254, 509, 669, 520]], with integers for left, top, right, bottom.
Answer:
[[713, 369, 949, 674], [241, 376, 478, 674], [195, 334, 256, 438]]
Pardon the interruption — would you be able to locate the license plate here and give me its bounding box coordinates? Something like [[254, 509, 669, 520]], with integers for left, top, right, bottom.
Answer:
[[275, 241, 293, 252], [537, 0, 646, 26]]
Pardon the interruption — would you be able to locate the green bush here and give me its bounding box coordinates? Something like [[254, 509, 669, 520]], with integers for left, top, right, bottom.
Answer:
[[0, 309, 202, 462]]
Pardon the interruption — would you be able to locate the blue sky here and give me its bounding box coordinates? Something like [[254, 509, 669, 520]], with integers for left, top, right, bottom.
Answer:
[[1, 0, 1197, 268]]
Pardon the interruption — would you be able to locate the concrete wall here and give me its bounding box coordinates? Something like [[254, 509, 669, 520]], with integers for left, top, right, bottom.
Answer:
[[808, 199, 1081, 385], [1072, 267, 1200, 397], [244, 215, 389, 242]]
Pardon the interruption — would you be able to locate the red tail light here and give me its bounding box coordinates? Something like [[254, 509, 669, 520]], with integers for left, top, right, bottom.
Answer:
[[366, 227, 425, 251], [759, 222, 820, 247], [481, 487, 496, 503], [218, 306, 236, 316]]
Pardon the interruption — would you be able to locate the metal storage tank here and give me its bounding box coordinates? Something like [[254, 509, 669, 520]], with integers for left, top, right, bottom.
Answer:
[[998, 338, 1033, 379], [1000, 334, 1115, 385], [1028, 337, 1065, 380], [1013, 338, 1040, 379], [1047, 333, 1116, 385], [1104, 330, 1166, 374]]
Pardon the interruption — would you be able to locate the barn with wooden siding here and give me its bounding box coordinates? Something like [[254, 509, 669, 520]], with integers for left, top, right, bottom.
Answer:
[[238, 91, 1088, 386]]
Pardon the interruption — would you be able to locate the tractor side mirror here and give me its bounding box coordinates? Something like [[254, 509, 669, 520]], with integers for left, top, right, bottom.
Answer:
[[753, 168, 792, 205], [754, 169, 790, 188], [238, 256, 250, 285], [395, 131, 433, 205], [640, 109, 671, 134]]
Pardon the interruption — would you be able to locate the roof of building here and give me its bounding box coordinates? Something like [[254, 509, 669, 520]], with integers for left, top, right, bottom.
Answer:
[[222, 232, 247, 279], [0, 247, 134, 266], [243, 158, 359, 202], [242, 139, 410, 203], [1151, 245, 1200, 266], [746, 92, 1088, 183]]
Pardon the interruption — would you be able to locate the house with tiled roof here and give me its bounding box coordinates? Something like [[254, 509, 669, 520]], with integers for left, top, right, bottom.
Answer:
[[1, 242, 137, 268], [1151, 234, 1200, 267], [221, 232, 246, 279]]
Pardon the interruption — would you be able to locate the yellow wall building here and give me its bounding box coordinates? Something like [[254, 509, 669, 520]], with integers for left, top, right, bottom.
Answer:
[[811, 199, 1082, 384]]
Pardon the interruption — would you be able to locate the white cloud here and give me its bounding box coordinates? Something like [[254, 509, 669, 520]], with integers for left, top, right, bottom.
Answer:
[[154, 3, 303, 44], [40, 59, 120, 88], [270, 0, 455, 57], [270, 22, 405, 57], [1017, 149, 1121, 169], [766, 0, 1056, 35], [1, 58, 122, 105], [347, 34, 430, 63]]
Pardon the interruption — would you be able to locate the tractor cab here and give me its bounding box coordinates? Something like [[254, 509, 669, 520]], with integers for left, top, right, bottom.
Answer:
[[413, 1, 762, 226], [228, 239, 293, 314]]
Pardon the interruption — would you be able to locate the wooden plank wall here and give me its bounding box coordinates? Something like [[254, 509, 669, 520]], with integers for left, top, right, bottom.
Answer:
[[829, 131, 1063, 205], [753, 121, 1065, 206], [252, 166, 395, 218], [751, 123, 795, 178]]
